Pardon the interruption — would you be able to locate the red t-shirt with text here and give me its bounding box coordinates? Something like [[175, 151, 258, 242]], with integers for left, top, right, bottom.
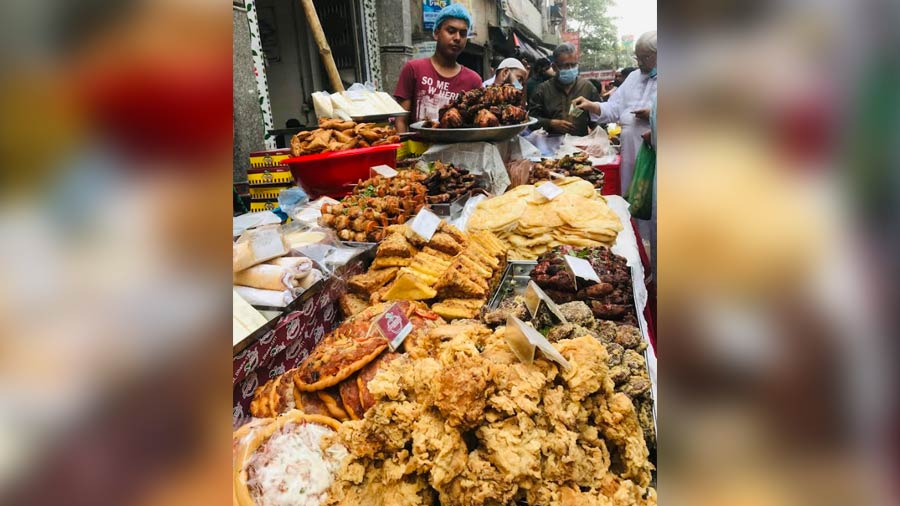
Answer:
[[393, 58, 482, 123]]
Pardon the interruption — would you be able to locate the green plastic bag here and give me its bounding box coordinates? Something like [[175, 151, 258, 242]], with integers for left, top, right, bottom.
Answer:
[[625, 142, 656, 220]]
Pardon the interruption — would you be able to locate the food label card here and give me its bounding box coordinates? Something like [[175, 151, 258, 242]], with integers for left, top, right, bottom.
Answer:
[[536, 182, 564, 200], [378, 303, 414, 351], [409, 209, 441, 241], [523, 281, 569, 324], [370, 164, 398, 178], [506, 315, 572, 371], [563, 255, 601, 290]]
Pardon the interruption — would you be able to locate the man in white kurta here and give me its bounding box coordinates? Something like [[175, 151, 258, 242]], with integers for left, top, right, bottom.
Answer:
[[573, 31, 657, 196]]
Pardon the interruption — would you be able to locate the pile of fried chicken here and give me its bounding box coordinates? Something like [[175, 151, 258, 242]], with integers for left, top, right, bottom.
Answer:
[[324, 322, 656, 506], [290, 118, 400, 156], [424, 84, 529, 129]]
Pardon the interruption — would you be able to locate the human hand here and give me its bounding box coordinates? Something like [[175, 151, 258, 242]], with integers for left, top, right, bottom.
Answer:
[[550, 119, 576, 134], [632, 108, 651, 121], [571, 96, 600, 115], [641, 130, 651, 143]]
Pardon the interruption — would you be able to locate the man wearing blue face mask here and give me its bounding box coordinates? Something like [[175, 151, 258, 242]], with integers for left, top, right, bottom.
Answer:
[[528, 43, 600, 136]]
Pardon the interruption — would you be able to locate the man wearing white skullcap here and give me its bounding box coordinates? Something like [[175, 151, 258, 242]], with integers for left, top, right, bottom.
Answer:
[[483, 58, 528, 88]]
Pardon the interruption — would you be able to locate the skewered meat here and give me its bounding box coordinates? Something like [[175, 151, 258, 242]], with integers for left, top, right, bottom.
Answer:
[[474, 109, 500, 128], [422, 161, 479, 204], [530, 151, 605, 188], [319, 171, 427, 242]]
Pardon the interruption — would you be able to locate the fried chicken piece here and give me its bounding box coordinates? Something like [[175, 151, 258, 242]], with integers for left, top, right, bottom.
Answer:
[[555, 336, 615, 400], [430, 355, 490, 428], [592, 393, 654, 487], [439, 450, 519, 506], [474, 109, 500, 127], [478, 413, 543, 486], [411, 409, 467, 488], [500, 104, 527, 125], [336, 399, 420, 459], [487, 359, 557, 416], [439, 107, 464, 128], [325, 463, 435, 506]]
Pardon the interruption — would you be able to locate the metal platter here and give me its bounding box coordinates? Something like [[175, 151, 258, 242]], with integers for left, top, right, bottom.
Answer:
[[410, 117, 538, 143], [350, 111, 409, 123]]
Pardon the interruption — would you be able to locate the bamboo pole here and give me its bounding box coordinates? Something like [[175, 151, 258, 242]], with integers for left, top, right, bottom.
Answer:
[[299, 0, 345, 92]]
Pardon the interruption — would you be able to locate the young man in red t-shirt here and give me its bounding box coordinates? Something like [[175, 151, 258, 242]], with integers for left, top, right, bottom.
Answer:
[[393, 4, 482, 132]]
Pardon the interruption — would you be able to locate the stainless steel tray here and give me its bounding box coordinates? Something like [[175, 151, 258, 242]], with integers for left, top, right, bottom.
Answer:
[[487, 258, 657, 446], [487, 261, 537, 309], [428, 191, 471, 218], [410, 117, 538, 143], [350, 111, 408, 123]]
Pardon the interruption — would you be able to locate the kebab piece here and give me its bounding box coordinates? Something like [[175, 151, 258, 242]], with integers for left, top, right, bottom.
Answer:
[[319, 172, 428, 242], [530, 245, 637, 325], [423, 161, 478, 204], [530, 151, 605, 188]]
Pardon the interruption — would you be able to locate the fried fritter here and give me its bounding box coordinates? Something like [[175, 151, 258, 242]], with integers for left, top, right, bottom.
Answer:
[[326, 324, 656, 505]]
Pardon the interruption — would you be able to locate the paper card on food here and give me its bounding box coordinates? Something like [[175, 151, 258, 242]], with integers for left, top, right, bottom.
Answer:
[[370, 164, 398, 178], [409, 209, 441, 241], [378, 303, 414, 351], [535, 182, 564, 201], [506, 315, 572, 371], [504, 316, 536, 365], [564, 255, 601, 287], [523, 281, 568, 324]]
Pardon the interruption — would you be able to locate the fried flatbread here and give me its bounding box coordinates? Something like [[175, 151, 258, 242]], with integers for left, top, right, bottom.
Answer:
[[338, 375, 366, 420], [293, 303, 399, 391]]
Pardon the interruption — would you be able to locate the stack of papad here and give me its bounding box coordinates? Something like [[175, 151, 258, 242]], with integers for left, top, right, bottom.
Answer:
[[467, 176, 623, 260], [341, 219, 507, 321]]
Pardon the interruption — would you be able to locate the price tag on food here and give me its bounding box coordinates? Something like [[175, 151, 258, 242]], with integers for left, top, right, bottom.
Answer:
[[409, 208, 441, 241], [505, 315, 572, 371], [563, 255, 601, 288], [377, 303, 414, 351], [370, 164, 398, 178], [535, 182, 564, 201], [523, 281, 568, 324]]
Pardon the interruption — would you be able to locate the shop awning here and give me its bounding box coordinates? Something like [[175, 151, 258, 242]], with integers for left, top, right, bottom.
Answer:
[[512, 29, 553, 61]]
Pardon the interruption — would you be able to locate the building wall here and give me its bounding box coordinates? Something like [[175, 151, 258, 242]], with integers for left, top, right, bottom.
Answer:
[[234, 6, 266, 183]]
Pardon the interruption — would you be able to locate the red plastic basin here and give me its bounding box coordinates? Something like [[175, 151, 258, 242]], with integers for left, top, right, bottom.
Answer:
[[595, 154, 622, 196], [283, 143, 401, 199]]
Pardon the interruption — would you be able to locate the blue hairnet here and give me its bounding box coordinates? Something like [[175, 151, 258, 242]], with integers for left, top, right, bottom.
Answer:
[[433, 3, 472, 33]]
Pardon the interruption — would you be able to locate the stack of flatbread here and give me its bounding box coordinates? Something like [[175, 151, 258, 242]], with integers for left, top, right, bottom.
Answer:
[[468, 177, 623, 260]]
